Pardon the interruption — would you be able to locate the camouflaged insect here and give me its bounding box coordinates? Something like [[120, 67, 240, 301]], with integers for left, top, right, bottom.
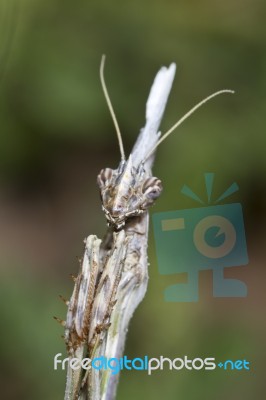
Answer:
[[61, 60, 176, 400], [56, 57, 233, 400]]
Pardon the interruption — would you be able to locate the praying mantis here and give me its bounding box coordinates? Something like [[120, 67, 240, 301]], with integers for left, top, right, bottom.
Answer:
[[55, 56, 233, 400]]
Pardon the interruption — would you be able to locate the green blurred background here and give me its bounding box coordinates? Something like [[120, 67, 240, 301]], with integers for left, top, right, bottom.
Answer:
[[0, 0, 265, 399]]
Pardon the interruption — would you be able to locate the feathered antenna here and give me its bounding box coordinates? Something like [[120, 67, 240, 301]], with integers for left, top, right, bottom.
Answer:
[[143, 89, 235, 162], [100, 55, 126, 161]]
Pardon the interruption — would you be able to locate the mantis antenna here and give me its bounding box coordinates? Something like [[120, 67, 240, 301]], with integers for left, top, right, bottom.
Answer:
[[100, 55, 126, 161], [143, 89, 235, 163]]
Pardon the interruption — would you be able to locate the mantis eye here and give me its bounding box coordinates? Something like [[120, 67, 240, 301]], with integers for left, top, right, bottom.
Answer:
[[142, 177, 163, 201], [97, 168, 114, 189]]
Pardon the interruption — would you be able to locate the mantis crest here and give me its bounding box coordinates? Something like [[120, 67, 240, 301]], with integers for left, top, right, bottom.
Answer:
[[56, 56, 233, 400]]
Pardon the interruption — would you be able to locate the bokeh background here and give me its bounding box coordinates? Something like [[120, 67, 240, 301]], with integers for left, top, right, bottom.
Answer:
[[0, 0, 265, 399]]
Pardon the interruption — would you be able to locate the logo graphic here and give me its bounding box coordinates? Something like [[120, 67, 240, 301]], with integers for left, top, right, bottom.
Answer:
[[54, 353, 250, 374], [153, 173, 249, 302]]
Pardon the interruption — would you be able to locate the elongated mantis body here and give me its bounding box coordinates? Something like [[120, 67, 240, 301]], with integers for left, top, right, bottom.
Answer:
[[58, 57, 233, 400]]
